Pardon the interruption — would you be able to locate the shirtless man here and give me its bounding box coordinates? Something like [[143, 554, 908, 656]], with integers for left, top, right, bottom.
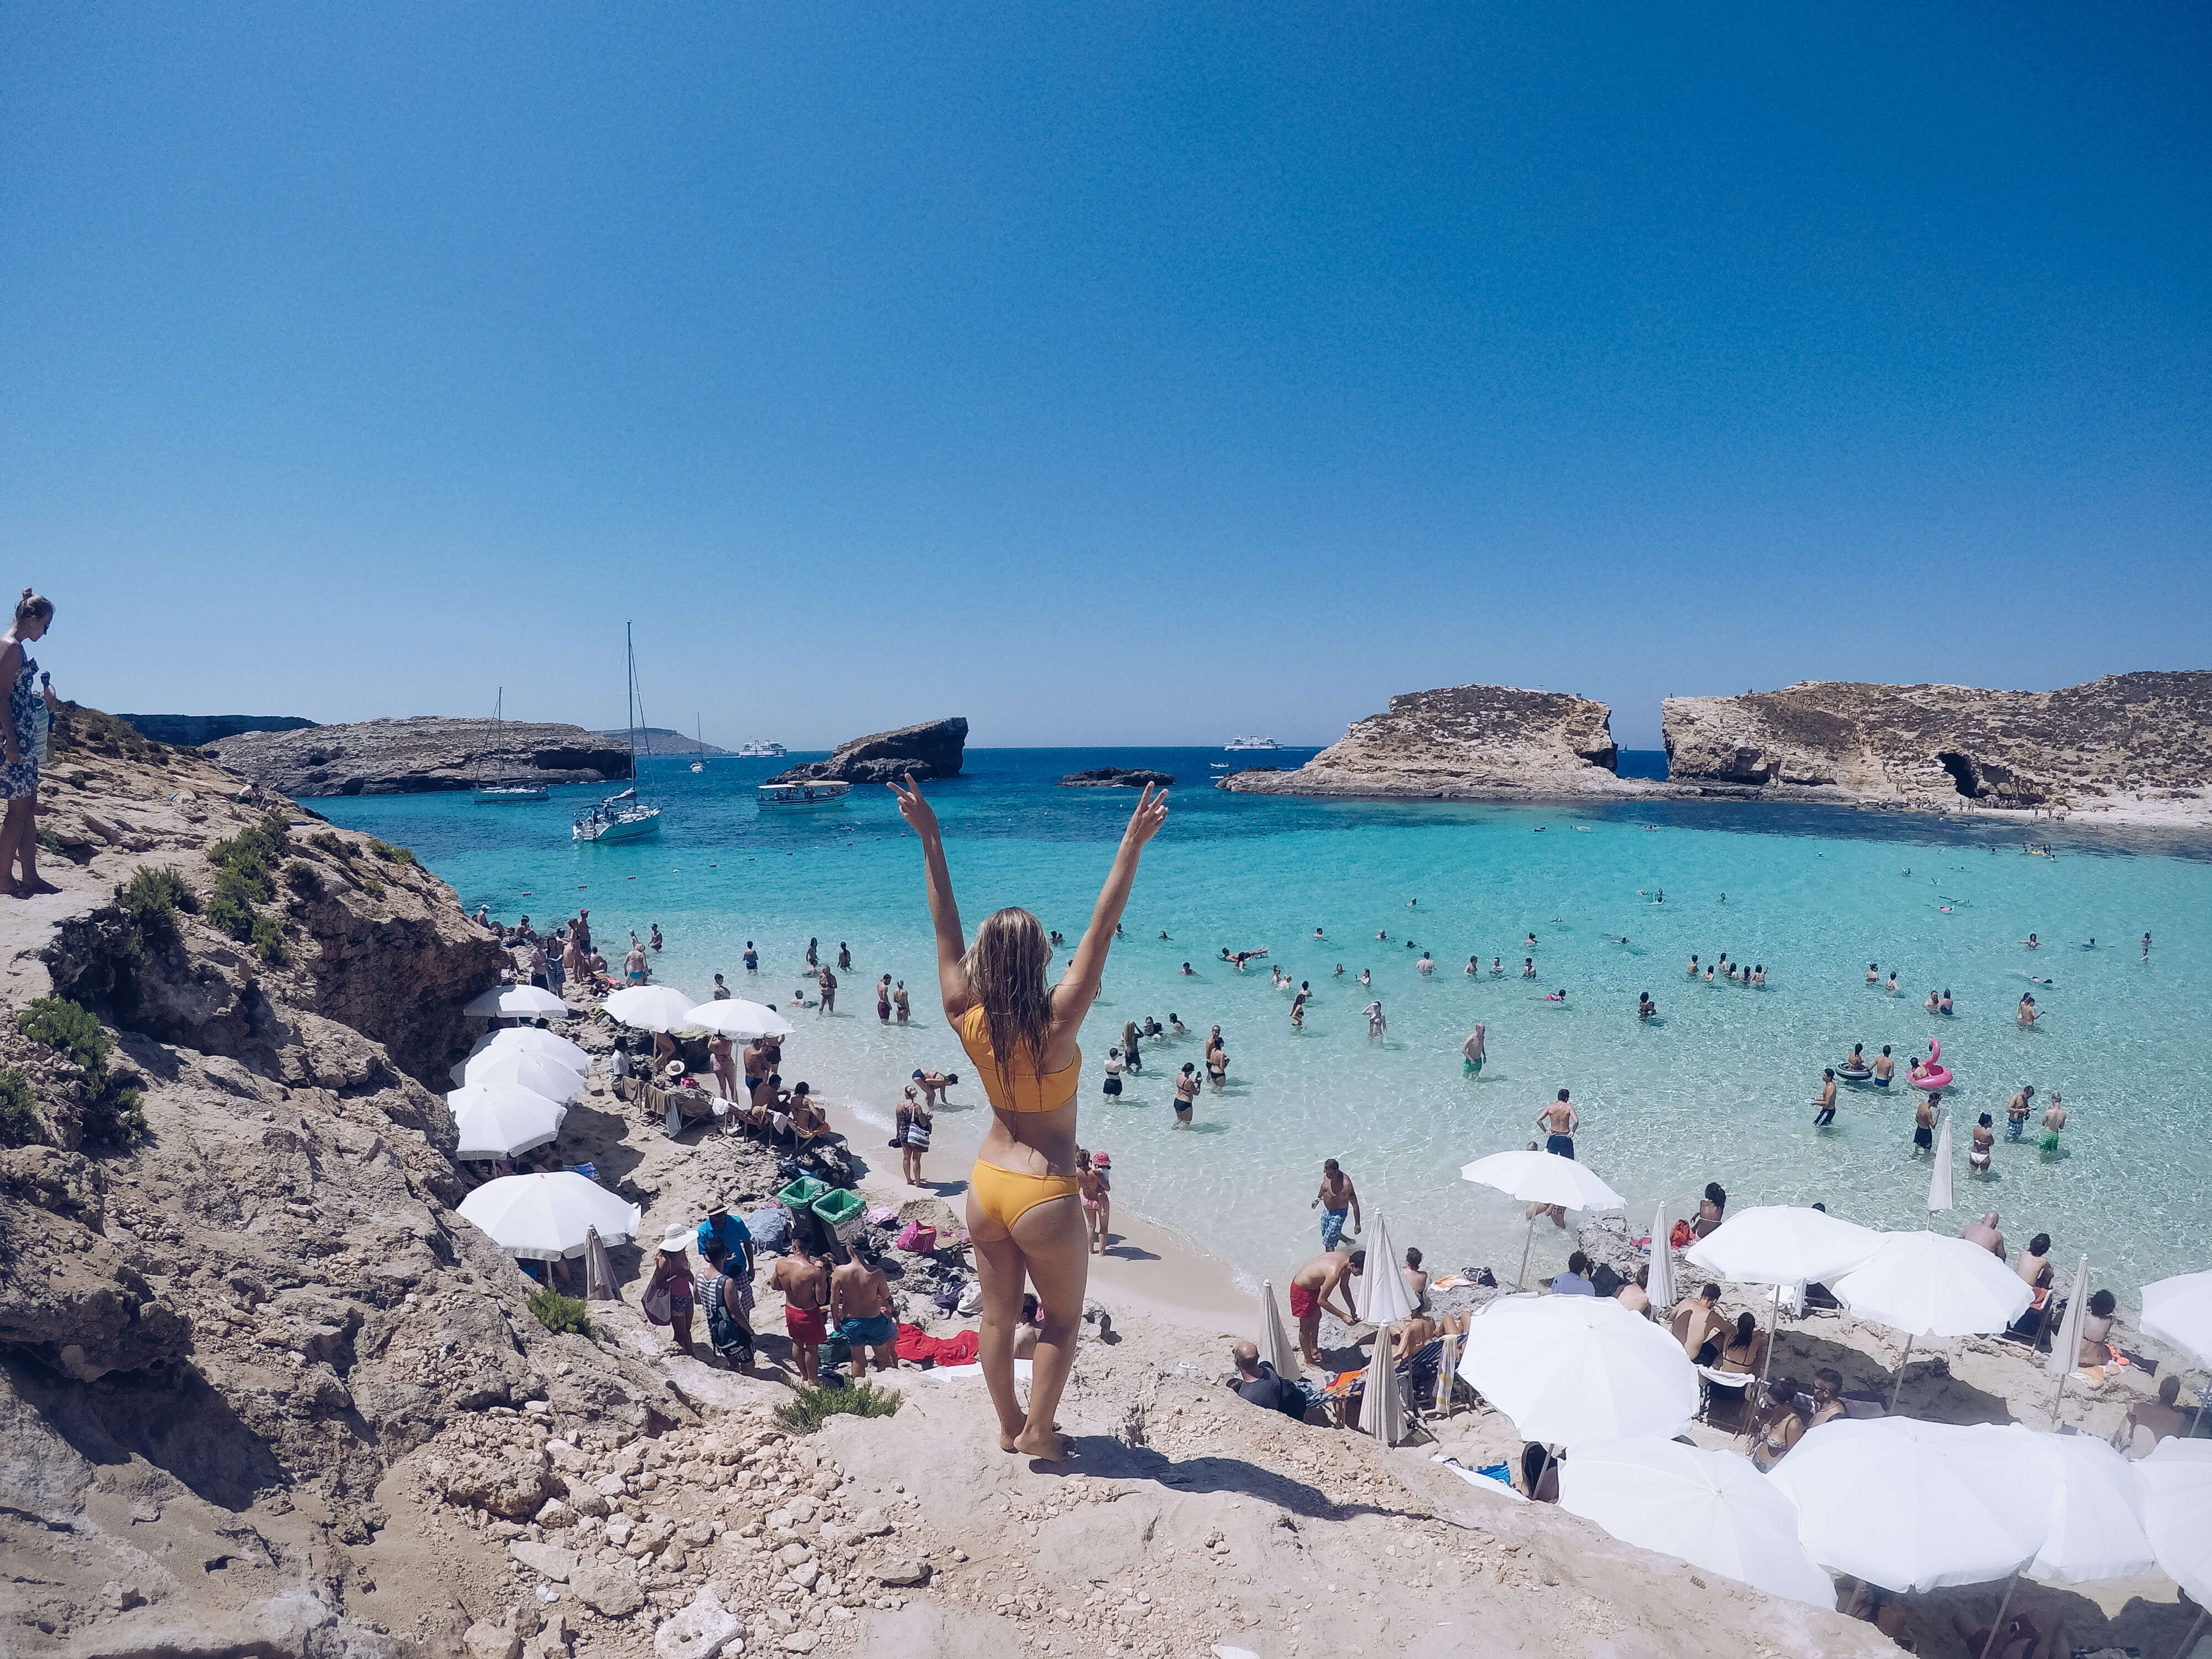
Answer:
[[2039, 1092, 2065, 1151], [2006, 1084, 2036, 1141], [1311, 1159, 1360, 1250], [1866, 962, 1880, 983], [1962, 1209, 2005, 1259], [1536, 1089, 1578, 1159], [1812, 1069, 1837, 1128], [1288, 1248, 1363, 1367], [827, 1252, 898, 1380], [1885, 971, 1898, 994], [1416, 951, 1433, 975], [1914, 1091, 1937, 1154], [1926, 989, 1942, 1014], [1522, 957, 1537, 978], [1688, 954, 1701, 978], [1673, 1283, 1728, 1364], [912, 1068, 959, 1107], [2017, 994, 2039, 1026], [1872, 1045, 1896, 1086], [770, 1241, 831, 1383], [1461, 1025, 1486, 1072]]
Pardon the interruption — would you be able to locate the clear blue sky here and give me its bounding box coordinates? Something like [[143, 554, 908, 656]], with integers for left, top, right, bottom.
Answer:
[[6, 6, 2207, 750]]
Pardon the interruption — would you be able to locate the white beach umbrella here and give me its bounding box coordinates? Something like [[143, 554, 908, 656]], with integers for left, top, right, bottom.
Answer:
[[457, 1172, 640, 1261], [1685, 1205, 1881, 1288], [602, 984, 702, 1032], [1830, 1231, 2034, 1410], [1558, 1438, 1837, 1607], [1361, 1323, 1405, 1447], [1928, 1115, 1954, 1213], [1456, 1294, 1699, 1445], [2044, 1256, 2090, 1429], [2140, 1270, 2212, 1367], [2027, 1430, 2154, 1584], [469, 1026, 591, 1074], [682, 999, 793, 1040], [463, 983, 568, 1019], [1259, 1281, 1301, 1380], [1355, 1213, 1418, 1327], [1766, 1418, 2048, 1593], [447, 1084, 567, 1161], [1647, 1201, 1674, 1318], [458, 1048, 587, 1104], [1460, 1149, 1625, 1290], [2135, 1439, 2212, 1604]]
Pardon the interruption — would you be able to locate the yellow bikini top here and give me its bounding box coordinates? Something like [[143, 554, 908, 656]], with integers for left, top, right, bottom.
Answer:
[[957, 1004, 1079, 1114]]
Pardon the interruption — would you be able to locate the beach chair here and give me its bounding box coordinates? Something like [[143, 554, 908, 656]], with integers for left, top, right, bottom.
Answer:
[[1695, 1365, 1756, 1429], [1337, 1340, 1446, 1438]]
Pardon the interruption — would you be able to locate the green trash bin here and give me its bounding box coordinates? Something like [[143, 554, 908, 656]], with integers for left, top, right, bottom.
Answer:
[[776, 1175, 828, 1212], [811, 1186, 867, 1244]]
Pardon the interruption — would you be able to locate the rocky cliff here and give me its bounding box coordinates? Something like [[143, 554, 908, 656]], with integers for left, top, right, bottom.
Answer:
[[1661, 672, 2212, 817], [210, 716, 634, 796], [766, 717, 967, 786], [118, 714, 318, 746], [1221, 685, 1630, 800], [1, 709, 689, 1656]]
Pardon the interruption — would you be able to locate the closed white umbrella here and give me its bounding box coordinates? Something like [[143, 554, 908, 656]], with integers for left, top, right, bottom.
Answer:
[[1355, 1213, 1418, 1327], [457, 1172, 640, 1261], [463, 983, 568, 1019], [1456, 1294, 1699, 1445], [1647, 1201, 1674, 1318], [602, 984, 702, 1032], [1558, 1438, 1837, 1606], [2028, 1430, 2154, 1584], [459, 1048, 586, 1104], [2045, 1256, 2089, 1425], [447, 1084, 567, 1160], [469, 1026, 591, 1073], [1831, 1232, 2034, 1411], [1460, 1149, 1626, 1290], [1928, 1114, 1954, 1212], [1766, 1418, 2048, 1593], [1259, 1281, 1301, 1380], [1361, 1320, 1405, 1446], [2135, 1439, 2212, 1605], [682, 999, 793, 1040]]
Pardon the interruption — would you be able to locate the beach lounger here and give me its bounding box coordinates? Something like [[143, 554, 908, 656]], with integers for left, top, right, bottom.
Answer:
[[1695, 1365, 1756, 1428], [1337, 1339, 1446, 1437]]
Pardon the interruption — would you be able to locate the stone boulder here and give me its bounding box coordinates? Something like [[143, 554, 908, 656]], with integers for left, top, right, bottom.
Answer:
[[766, 718, 967, 786], [1058, 768, 1175, 788], [653, 1585, 742, 1659]]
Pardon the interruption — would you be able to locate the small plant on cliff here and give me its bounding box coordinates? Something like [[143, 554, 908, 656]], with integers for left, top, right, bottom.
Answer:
[[526, 1287, 592, 1337], [309, 831, 346, 857], [117, 867, 198, 949], [205, 893, 257, 943], [0, 1068, 44, 1149], [15, 997, 145, 1144], [367, 838, 419, 867], [773, 1380, 902, 1434], [251, 914, 289, 966], [281, 859, 324, 901]]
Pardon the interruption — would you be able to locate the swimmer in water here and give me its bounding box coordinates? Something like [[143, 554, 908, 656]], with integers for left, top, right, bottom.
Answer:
[[1913, 1091, 1936, 1152], [1358, 968, 1371, 987], [1886, 971, 1899, 995], [1688, 954, 1701, 978], [1812, 1070, 1837, 1127], [1462, 1025, 1485, 1072], [1540, 988, 1567, 1003], [1465, 956, 1478, 976], [1362, 1000, 1386, 1038], [1490, 957, 1504, 976], [1841, 1043, 1866, 1074], [1169, 1013, 1187, 1035], [1866, 963, 1880, 984], [1925, 989, 1940, 1014], [1872, 1045, 1895, 1086], [1939, 989, 1953, 1015], [1525, 933, 1538, 949], [1314, 928, 1326, 942], [1522, 957, 1536, 978], [1637, 992, 1655, 1020], [1407, 898, 1417, 909], [1333, 963, 1344, 977], [1752, 964, 1765, 986], [1158, 930, 1169, 941], [2082, 938, 2096, 950], [1416, 951, 1433, 974], [2025, 933, 2038, 949], [2017, 994, 2039, 1026], [1376, 930, 1389, 942]]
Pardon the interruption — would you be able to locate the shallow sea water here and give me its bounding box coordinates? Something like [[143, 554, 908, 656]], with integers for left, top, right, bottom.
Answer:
[[317, 749, 2212, 1300]]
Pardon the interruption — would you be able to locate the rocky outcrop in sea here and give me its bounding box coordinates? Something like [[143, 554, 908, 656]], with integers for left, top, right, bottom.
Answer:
[[208, 716, 634, 796], [766, 716, 967, 786], [1058, 767, 1175, 788], [1661, 672, 2212, 818], [1220, 684, 1631, 800]]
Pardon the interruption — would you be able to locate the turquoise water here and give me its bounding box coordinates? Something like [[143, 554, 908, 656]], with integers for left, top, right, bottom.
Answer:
[[317, 752, 2212, 1300]]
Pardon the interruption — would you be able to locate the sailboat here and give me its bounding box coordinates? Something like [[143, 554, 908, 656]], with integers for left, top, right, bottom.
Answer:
[[472, 689, 549, 803], [573, 626, 662, 843], [690, 714, 706, 773]]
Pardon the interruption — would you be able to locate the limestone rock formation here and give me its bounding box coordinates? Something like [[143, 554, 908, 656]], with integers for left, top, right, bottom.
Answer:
[[117, 713, 318, 746], [208, 716, 633, 796], [766, 717, 967, 786], [1057, 767, 1175, 788], [1222, 685, 1627, 800], [1662, 672, 2212, 816]]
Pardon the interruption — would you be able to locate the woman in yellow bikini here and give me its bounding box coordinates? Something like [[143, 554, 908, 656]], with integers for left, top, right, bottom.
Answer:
[[891, 772, 1167, 1458]]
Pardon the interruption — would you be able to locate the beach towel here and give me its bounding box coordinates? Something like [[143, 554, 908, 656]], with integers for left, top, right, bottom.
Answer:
[[891, 1322, 982, 1366]]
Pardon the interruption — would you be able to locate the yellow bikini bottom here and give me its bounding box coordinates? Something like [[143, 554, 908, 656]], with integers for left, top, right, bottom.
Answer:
[[969, 1159, 1081, 1230]]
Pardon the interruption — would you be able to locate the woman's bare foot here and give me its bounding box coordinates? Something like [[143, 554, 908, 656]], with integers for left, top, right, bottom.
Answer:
[[1014, 1425, 1071, 1460]]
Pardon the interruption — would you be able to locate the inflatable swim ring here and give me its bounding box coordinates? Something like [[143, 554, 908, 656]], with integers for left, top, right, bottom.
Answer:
[[1838, 1066, 1874, 1082], [1908, 1039, 1954, 1091]]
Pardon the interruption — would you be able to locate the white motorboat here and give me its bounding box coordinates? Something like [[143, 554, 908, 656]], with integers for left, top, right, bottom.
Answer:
[[758, 780, 851, 811], [575, 627, 664, 843], [1224, 735, 1285, 751]]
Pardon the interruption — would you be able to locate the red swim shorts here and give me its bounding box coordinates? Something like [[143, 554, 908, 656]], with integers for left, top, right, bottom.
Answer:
[[785, 1305, 828, 1347], [1288, 1285, 1319, 1320]]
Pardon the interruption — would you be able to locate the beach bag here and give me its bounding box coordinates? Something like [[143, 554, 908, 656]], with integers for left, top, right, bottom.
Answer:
[[895, 1222, 937, 1254], [1668, 1219, 1694, 1251], [1589, 1262, 1624, 1299], [933, 1281, 962, 1313], [641, 1282, 672, 1326]]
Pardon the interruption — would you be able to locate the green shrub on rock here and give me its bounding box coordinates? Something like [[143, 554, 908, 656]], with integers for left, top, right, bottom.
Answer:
[[527, 1287, 592, 1337], [0, 1069, 44, 1149]]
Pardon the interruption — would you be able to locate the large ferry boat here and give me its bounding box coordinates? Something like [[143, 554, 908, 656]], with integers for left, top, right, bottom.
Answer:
[[734, 739, 787, 758], [1223, 735, 1285, 752]]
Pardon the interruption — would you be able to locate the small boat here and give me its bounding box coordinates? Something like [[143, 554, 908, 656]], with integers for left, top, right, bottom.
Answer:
[[575, 627, 663, 843], [1224, 735, 1284, 752], [473, 689, 550, 802], [735, 739, 787, 758], [689, 713, 706, 773], [758, 780, 852, 811]]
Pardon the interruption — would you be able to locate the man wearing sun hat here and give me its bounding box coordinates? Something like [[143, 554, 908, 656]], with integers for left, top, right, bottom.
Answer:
[[696, 1198, 754, 1276]]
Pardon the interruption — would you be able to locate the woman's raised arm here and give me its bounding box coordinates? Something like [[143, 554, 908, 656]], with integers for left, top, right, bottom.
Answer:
[[889, 775, 975, 1019], [1057, 785, 1169, 1015]]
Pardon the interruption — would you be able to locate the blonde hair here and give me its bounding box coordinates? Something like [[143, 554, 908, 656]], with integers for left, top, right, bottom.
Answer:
[[14, 588, 51, 627], [963, 907, 1053, 1093]]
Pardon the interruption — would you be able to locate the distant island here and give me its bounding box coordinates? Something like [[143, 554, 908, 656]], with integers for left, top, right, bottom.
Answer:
[[594, 726, 733, 757], [117, 713, 317, 746], [1225, 673, 2212, 827], [210, 716, 632, 796]]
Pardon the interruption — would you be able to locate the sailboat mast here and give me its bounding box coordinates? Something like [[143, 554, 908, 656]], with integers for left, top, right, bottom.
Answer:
[[625, 623, 638, 779]]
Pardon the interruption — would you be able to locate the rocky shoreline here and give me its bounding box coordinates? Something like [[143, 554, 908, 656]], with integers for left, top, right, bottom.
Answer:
[[210, 716, 634, 797]]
